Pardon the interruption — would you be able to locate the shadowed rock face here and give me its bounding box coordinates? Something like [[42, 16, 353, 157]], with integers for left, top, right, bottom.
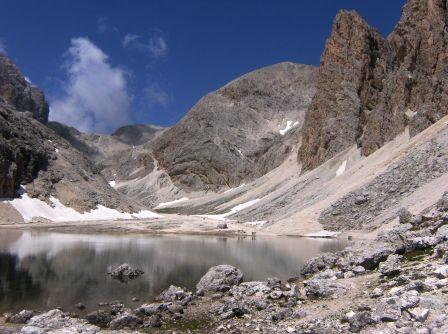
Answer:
[[112, 124, 166, 146], [299, 0, 448, 172], [151, 62, 317, 191], [0, 55, 49, 123], [0, 103, 48, 197]]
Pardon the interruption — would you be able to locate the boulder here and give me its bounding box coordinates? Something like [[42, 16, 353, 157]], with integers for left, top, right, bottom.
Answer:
[[155, 285, 190, 302], [196, 265, 243, 294], [301, 252, 338, 276], [21, 309, 99, 334], [398, 208, 414, 225], [109, 263, 144, 280], [379, 254, 402, 276], [217, 223, 228, 229], [85, 310, 113, 328], [108, 312, 142, 330], [304, 278, 349, 299], [6, 310, 33, 324], [143, 314, 162, 329]]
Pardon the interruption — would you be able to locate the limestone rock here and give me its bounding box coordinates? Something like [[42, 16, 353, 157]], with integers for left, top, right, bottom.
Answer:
[[151, 62, 317, 191], [0, 54, 49, 122], [196, 265, 243, 294], [299, 1, 448, 172]]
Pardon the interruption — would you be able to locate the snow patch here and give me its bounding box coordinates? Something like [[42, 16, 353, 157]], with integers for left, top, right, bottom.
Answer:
[[55, 148, 59, 153], [305, 230, 340, 238], [109, 180, 116, 187], [6, 189, 162, 222], [223, 183, 246, 194], [245, 220, 268, 229], [336, 160, 347, 177], [279, 120, 299, 136], [155, 197, 189, 209], [236, 148, 244, 157], [195, 198, 261, 221]]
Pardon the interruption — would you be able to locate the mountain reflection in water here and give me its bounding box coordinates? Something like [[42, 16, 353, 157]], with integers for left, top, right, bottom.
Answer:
[[0, 229, 345, 313]]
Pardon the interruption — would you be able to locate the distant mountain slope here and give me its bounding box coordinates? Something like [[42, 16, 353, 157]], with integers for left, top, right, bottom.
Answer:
[[150, 62, 317, 191], [299, 0, 448, 171]]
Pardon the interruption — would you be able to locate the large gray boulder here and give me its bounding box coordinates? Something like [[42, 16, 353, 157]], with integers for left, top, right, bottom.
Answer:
[[21, 309, 99, 334], [109, 263, 144, 280], [379, 254, 402, 276], [196, 265, 243, 294]]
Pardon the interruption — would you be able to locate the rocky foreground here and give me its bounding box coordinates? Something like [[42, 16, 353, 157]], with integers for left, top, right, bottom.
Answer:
[[2, 193, 448, 333]]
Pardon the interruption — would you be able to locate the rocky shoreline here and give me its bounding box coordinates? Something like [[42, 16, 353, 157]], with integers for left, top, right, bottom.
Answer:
[[1, 193, 448, 333]]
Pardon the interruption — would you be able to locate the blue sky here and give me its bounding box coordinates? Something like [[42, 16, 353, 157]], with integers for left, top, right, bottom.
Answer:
[[0, 0, 406, 133]]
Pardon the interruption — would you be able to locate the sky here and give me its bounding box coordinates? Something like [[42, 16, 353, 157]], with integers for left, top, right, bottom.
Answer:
[[0, 0, 406, 133]]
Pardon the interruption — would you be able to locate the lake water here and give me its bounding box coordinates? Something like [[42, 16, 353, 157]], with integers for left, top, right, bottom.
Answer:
[[0, 230, 345, 313]]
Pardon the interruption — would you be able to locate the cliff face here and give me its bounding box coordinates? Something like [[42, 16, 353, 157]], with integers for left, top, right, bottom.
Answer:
[[0, 55, 49, 123], [151, 62, 317, 191], [299, 0, 448, 171], [0, 103, 48, 197]]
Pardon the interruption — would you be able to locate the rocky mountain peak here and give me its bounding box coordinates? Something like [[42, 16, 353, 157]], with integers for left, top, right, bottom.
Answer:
[[298, 0, 448, 172], [0, 55, 49, 123]]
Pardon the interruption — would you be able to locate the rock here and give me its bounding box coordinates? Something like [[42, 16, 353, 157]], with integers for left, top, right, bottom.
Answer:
[[196, 265, 243, 294], [369, 288, 383, 298], [74, 303, 85, 310], [434, 265, 448, 279], [352, 266, 366, 275], [155, 285, 189, 302], [272, 309, 293, 322], [299, 0, 448, 172], [85, 310, 113, 328], [6, 310, 33, 324], [109, 263, 144, 280], [0, 54, 49, 122], [108, 312, 142, 330], [346, 311, 376, 332], [217, 223, 228, 229], [21, 309, 99, 334], [344, 271, 355, 279], [167, 304, 184, 315], [407, 308, 430, 323], [266, 277, 282, 288], [151, 62, 317, 191], [135, 303, 166, 316], [407, 236, 440, 251], [143, 314, 162, 329], [336, 243, 395, 271], [304, 278, 349, 299], [398, 208, 414, 225], [268, 290, 283, 300], [301, 252, 338, 276], [379, 254, 402, 276]]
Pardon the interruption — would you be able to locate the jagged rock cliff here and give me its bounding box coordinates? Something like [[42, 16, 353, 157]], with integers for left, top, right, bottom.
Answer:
[[0, 103, 48, 197], [299, 0, 448, 172], [0, 55, 49, 123], [151, 62, 317, 191]]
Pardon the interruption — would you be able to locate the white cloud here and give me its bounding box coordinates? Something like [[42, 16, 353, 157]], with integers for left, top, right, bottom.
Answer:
[[144, 83, 170, 107], [148, 36, 168, 58], [0, 39, 6, 54], [122, 32, 168, 59], [97, 17, 108, 33], [121, 34, 140, 48], [50, 37, 132, 133]]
